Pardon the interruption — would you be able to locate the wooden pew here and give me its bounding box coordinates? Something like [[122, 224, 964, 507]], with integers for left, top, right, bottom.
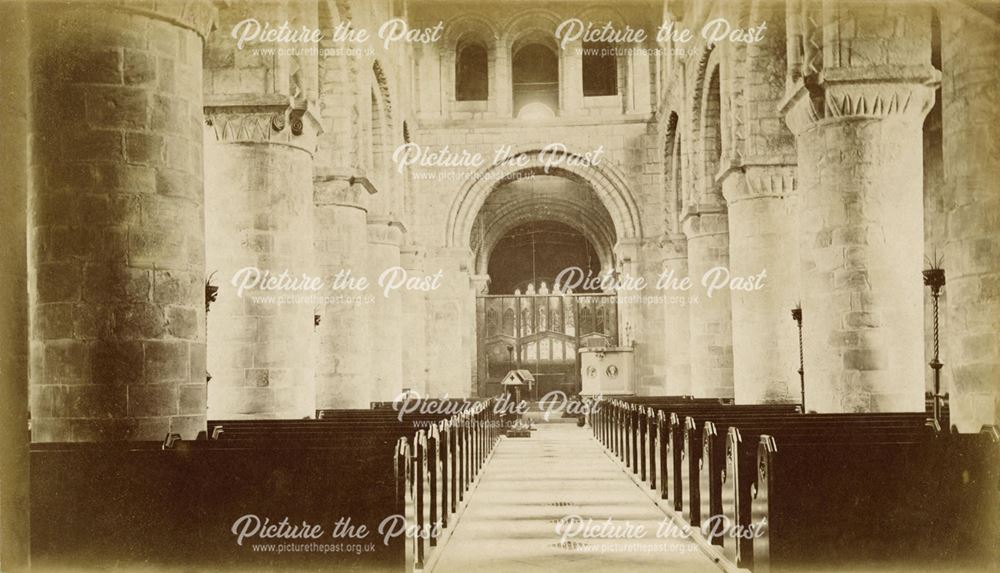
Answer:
[[642, 404, 799, 510], [720, 416, 934, 569], [592, 399, 798, 511], [752, 426, 998, 572], [691, 412, 929, 535], [32, 400, 501, 573], [31, 439, 404, 572]]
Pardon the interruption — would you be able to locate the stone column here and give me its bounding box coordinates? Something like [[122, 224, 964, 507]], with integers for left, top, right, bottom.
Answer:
[[0, 2, 30, 567], [632, 240, 669, 395], [683, 210, 734, 398], [940, 10, 1000, 430], [203, 101, 319, 419], [28, 0, 215, 441], [627, 47, 652, 114], [561, 38, 583, 113], [660, 234, 691, 396], [425, 248, 474, 397], [785, 73, 935, 413], [614, 240, 643, 348], [468, 273, 491, 397], [495, 46, 512, 117], [401, 248, 429, 396], [313, 176, 374, 409], [723, 165, 801, 404], [368, 221, 405, 402]]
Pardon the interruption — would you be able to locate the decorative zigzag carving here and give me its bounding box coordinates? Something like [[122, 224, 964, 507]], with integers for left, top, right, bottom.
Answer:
[[204, 107, 320, 153], [826, 89, 912, 118]]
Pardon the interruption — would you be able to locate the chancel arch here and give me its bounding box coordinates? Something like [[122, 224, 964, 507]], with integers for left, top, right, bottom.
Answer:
[[468, 168, 622, 398], [446, 146, 642, 250]]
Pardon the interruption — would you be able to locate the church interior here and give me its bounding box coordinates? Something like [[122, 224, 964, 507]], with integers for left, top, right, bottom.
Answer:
[[0, 0, 997, 571]]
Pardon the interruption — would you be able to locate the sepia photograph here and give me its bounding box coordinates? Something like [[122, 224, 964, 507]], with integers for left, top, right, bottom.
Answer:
[[0, 0, 997, 571]]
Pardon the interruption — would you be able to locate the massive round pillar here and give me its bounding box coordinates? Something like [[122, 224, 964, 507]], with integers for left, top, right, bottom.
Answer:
[[724, 166, 801, 404], [28, 0, 215, 441], [367, 221, 405, 402], [203, 104, 318, 419], [661, 234, 691, 396], [401, 247, 429, 396], [683, 210, 734, 399], [780, 2, 937, 413], [787, 83, 933, 413], [940, 10, 1000, 430], [313, 177, 374, 409]]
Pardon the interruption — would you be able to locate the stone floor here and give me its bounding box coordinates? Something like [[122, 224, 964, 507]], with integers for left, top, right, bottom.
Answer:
[[429, 424, 721, 573]]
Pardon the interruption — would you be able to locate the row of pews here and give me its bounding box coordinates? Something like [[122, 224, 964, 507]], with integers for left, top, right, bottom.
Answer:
[[590, 396, 998, 572], [31, 398, 501, 572]]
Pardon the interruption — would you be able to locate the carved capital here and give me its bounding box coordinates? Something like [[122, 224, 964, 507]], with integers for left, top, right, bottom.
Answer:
[[681, 209, 729, 241], [400, 247, 426, 272], [781, 80, 824, 137], [204, 95, 323, 154], [659, 233, 688, 262], [367, 220, 405, 246], [313, 172, 373, 211], [823, 81, 937, 123], [469, 274, 491, 295], [782, 67, 939, 135], [722, 164, 798, 205]]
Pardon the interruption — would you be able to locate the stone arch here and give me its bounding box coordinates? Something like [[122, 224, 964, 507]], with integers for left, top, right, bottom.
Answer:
[[442, 15, 499, 106], [500, 10, 563, 116], [371, 59, 393, 126], [368, 59, 397, 215], [473, 198, 617, 276], [689, 45, 725, 203], [446, 146, 642, 248], [498, 9, 561, 46], [662, 110, 682, 233]]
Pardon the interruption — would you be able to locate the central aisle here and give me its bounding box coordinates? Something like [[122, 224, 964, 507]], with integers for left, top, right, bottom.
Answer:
[[430, 424, 721, 573]]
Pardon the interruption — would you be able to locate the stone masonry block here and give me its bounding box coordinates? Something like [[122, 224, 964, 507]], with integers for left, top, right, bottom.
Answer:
[[91, 340, 143, 386], [127, 383, 178, 417], [144, 340, 190, 382]]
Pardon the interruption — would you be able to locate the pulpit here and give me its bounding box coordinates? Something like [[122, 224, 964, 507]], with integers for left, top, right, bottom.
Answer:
[[579, 347, 634, 396]]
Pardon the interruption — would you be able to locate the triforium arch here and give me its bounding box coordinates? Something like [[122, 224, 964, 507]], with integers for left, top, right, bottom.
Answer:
[[446, 146, 643, 250]]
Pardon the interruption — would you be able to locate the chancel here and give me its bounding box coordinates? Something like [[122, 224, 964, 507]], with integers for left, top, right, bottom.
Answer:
[[0, 0, 996, 572]]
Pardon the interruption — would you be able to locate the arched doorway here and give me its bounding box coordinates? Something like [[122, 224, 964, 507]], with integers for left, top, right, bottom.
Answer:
[[472, 174, 620, 397]]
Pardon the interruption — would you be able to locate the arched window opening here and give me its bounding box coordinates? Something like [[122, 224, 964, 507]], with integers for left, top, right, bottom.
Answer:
[[582, 41, 617, 96], [512, 43, 558, 117], [456, 42, 488, 101]]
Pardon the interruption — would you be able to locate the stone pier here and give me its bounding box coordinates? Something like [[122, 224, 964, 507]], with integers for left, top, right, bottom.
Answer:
[[368, 221, 405, 402], [401, 247, 429, 395], [660, 234, 691, 396], [203, 101, 318, 419], [28, 0, 215, 441], [313, 177, 375, 409], [683, 210, 734, 398], [1, 2, 31, 568], [940, 9, 1000, 430], [783, 5, 936, 412], [725, 166, 800, 404]]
